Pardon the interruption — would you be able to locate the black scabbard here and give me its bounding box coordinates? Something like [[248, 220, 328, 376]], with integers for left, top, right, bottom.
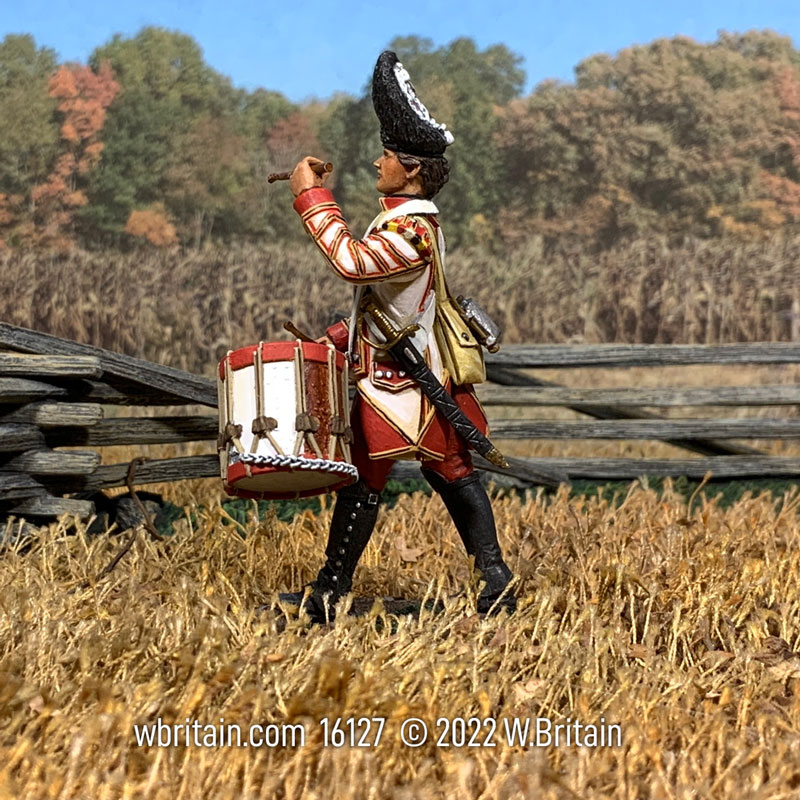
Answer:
[[360, 294, 507, 467], [384, 336, 508, 468]]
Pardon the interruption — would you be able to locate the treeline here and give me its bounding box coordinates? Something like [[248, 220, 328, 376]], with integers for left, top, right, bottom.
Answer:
[[2, 27, 800, 251]]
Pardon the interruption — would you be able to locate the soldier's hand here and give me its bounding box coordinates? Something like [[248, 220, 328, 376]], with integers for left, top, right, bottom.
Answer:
[[290, 156, 330, 197]]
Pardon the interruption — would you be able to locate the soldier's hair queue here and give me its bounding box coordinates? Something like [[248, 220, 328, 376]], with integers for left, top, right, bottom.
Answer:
[[396, 152, 450, 199]]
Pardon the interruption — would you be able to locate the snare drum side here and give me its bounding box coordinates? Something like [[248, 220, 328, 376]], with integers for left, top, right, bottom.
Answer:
[[217, 341, 358, 500]]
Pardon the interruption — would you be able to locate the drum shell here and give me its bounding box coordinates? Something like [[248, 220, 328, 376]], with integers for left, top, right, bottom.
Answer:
[[218, 341, 357, 499]]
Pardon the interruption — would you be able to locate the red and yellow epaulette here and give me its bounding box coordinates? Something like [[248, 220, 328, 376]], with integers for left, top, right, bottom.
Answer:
[[380, 217, 433, 259]]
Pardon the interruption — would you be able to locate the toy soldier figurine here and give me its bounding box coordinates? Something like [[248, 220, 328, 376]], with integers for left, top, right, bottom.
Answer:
[[279, 51, 515, 621]]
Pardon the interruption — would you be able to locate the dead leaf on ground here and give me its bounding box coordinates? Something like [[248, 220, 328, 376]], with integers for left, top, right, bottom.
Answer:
[[396, 537, 424, 563]]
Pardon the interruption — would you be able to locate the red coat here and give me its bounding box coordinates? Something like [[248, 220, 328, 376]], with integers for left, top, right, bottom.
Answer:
[[294, 188, 488, 463]]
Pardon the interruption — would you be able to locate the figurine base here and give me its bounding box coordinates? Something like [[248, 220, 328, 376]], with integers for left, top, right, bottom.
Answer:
[[263, 595, 446, 624]]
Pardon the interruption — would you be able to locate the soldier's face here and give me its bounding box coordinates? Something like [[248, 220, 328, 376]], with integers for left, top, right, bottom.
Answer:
[[373, 149, 415, 195]]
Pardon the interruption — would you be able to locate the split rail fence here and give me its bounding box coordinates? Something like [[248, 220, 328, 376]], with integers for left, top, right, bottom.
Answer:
[[1, 321, 799, 521]]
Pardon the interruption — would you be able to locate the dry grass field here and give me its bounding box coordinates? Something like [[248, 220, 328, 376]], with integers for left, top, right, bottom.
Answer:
[[2, 481, 800, 799]]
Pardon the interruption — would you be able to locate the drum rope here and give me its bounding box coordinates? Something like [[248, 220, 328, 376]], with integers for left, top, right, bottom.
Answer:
[[327, 344, 354, 462], [223, 353, 251, 478], [293, 341, 324, 459], [327, 345, 338, 461], [222, 352, 251, 479], [217, 363, 228, 481], [252, 344, 264, 454], [293, 344, 305, 456], [232, 451, 359, 479]]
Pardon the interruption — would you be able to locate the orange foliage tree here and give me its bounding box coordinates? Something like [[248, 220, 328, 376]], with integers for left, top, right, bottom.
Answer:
[[30, 62, 118, 249], [712, 64, 800, 237], [495, 33, 800, 248], [124, 205, 178, 247]]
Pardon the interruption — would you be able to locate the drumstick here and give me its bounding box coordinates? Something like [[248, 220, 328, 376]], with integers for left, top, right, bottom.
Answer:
[[284, 320, 316, 343], [268, 161, 333, 183]]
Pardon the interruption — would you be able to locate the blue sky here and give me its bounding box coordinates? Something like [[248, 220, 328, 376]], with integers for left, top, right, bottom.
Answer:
[[3, 0, 799, 102]]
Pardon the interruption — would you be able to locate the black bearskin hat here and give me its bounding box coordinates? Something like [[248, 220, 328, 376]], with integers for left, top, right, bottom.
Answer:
[[371, 50, 454, 158]]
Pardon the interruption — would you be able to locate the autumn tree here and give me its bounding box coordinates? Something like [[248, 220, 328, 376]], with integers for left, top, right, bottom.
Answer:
[[29, 61, 118, 248], [496, 30, 800, 249], [124, 203, 177, 246], [7, 27, 800, 252], [738, 64, 800, 233]]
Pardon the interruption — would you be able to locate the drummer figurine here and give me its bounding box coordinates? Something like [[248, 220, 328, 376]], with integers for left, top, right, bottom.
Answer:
[[279, 51, 515, 622]]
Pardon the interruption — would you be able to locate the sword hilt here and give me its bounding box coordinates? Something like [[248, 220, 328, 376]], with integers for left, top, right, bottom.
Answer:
[[360, 296, 419, 349]]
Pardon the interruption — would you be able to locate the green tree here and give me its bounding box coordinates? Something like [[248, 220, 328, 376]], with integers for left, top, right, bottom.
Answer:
[[80, 27, 243, 244], [238, 87, 294, 142], [232, 87, 298, 238], [0, 35, 59, 199], [239, 109, 325, 241], [165, 113, 249, 245], [318, 92, 380, 233], [392, 36, 525, 244]]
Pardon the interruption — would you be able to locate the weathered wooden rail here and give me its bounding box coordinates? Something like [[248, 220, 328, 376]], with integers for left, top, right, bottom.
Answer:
[[2, 323, 799, 523], [479, 343, 800, 480], [486, 343, 800, 367], [0, 323, 219, 521]]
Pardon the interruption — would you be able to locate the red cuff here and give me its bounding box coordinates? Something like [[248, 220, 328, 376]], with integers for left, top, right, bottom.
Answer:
[[326, 319, 350, 352], [293, 187, 336, 215]]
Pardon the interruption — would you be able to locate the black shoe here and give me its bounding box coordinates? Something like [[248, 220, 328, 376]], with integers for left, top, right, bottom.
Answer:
[[422, 469, 516, 615], [476, 564, 517, 615], [275, 585, 340, 623], [278, 479, 381, 623], [270, 589, 334, 624], [277, 591, 305, 606]]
